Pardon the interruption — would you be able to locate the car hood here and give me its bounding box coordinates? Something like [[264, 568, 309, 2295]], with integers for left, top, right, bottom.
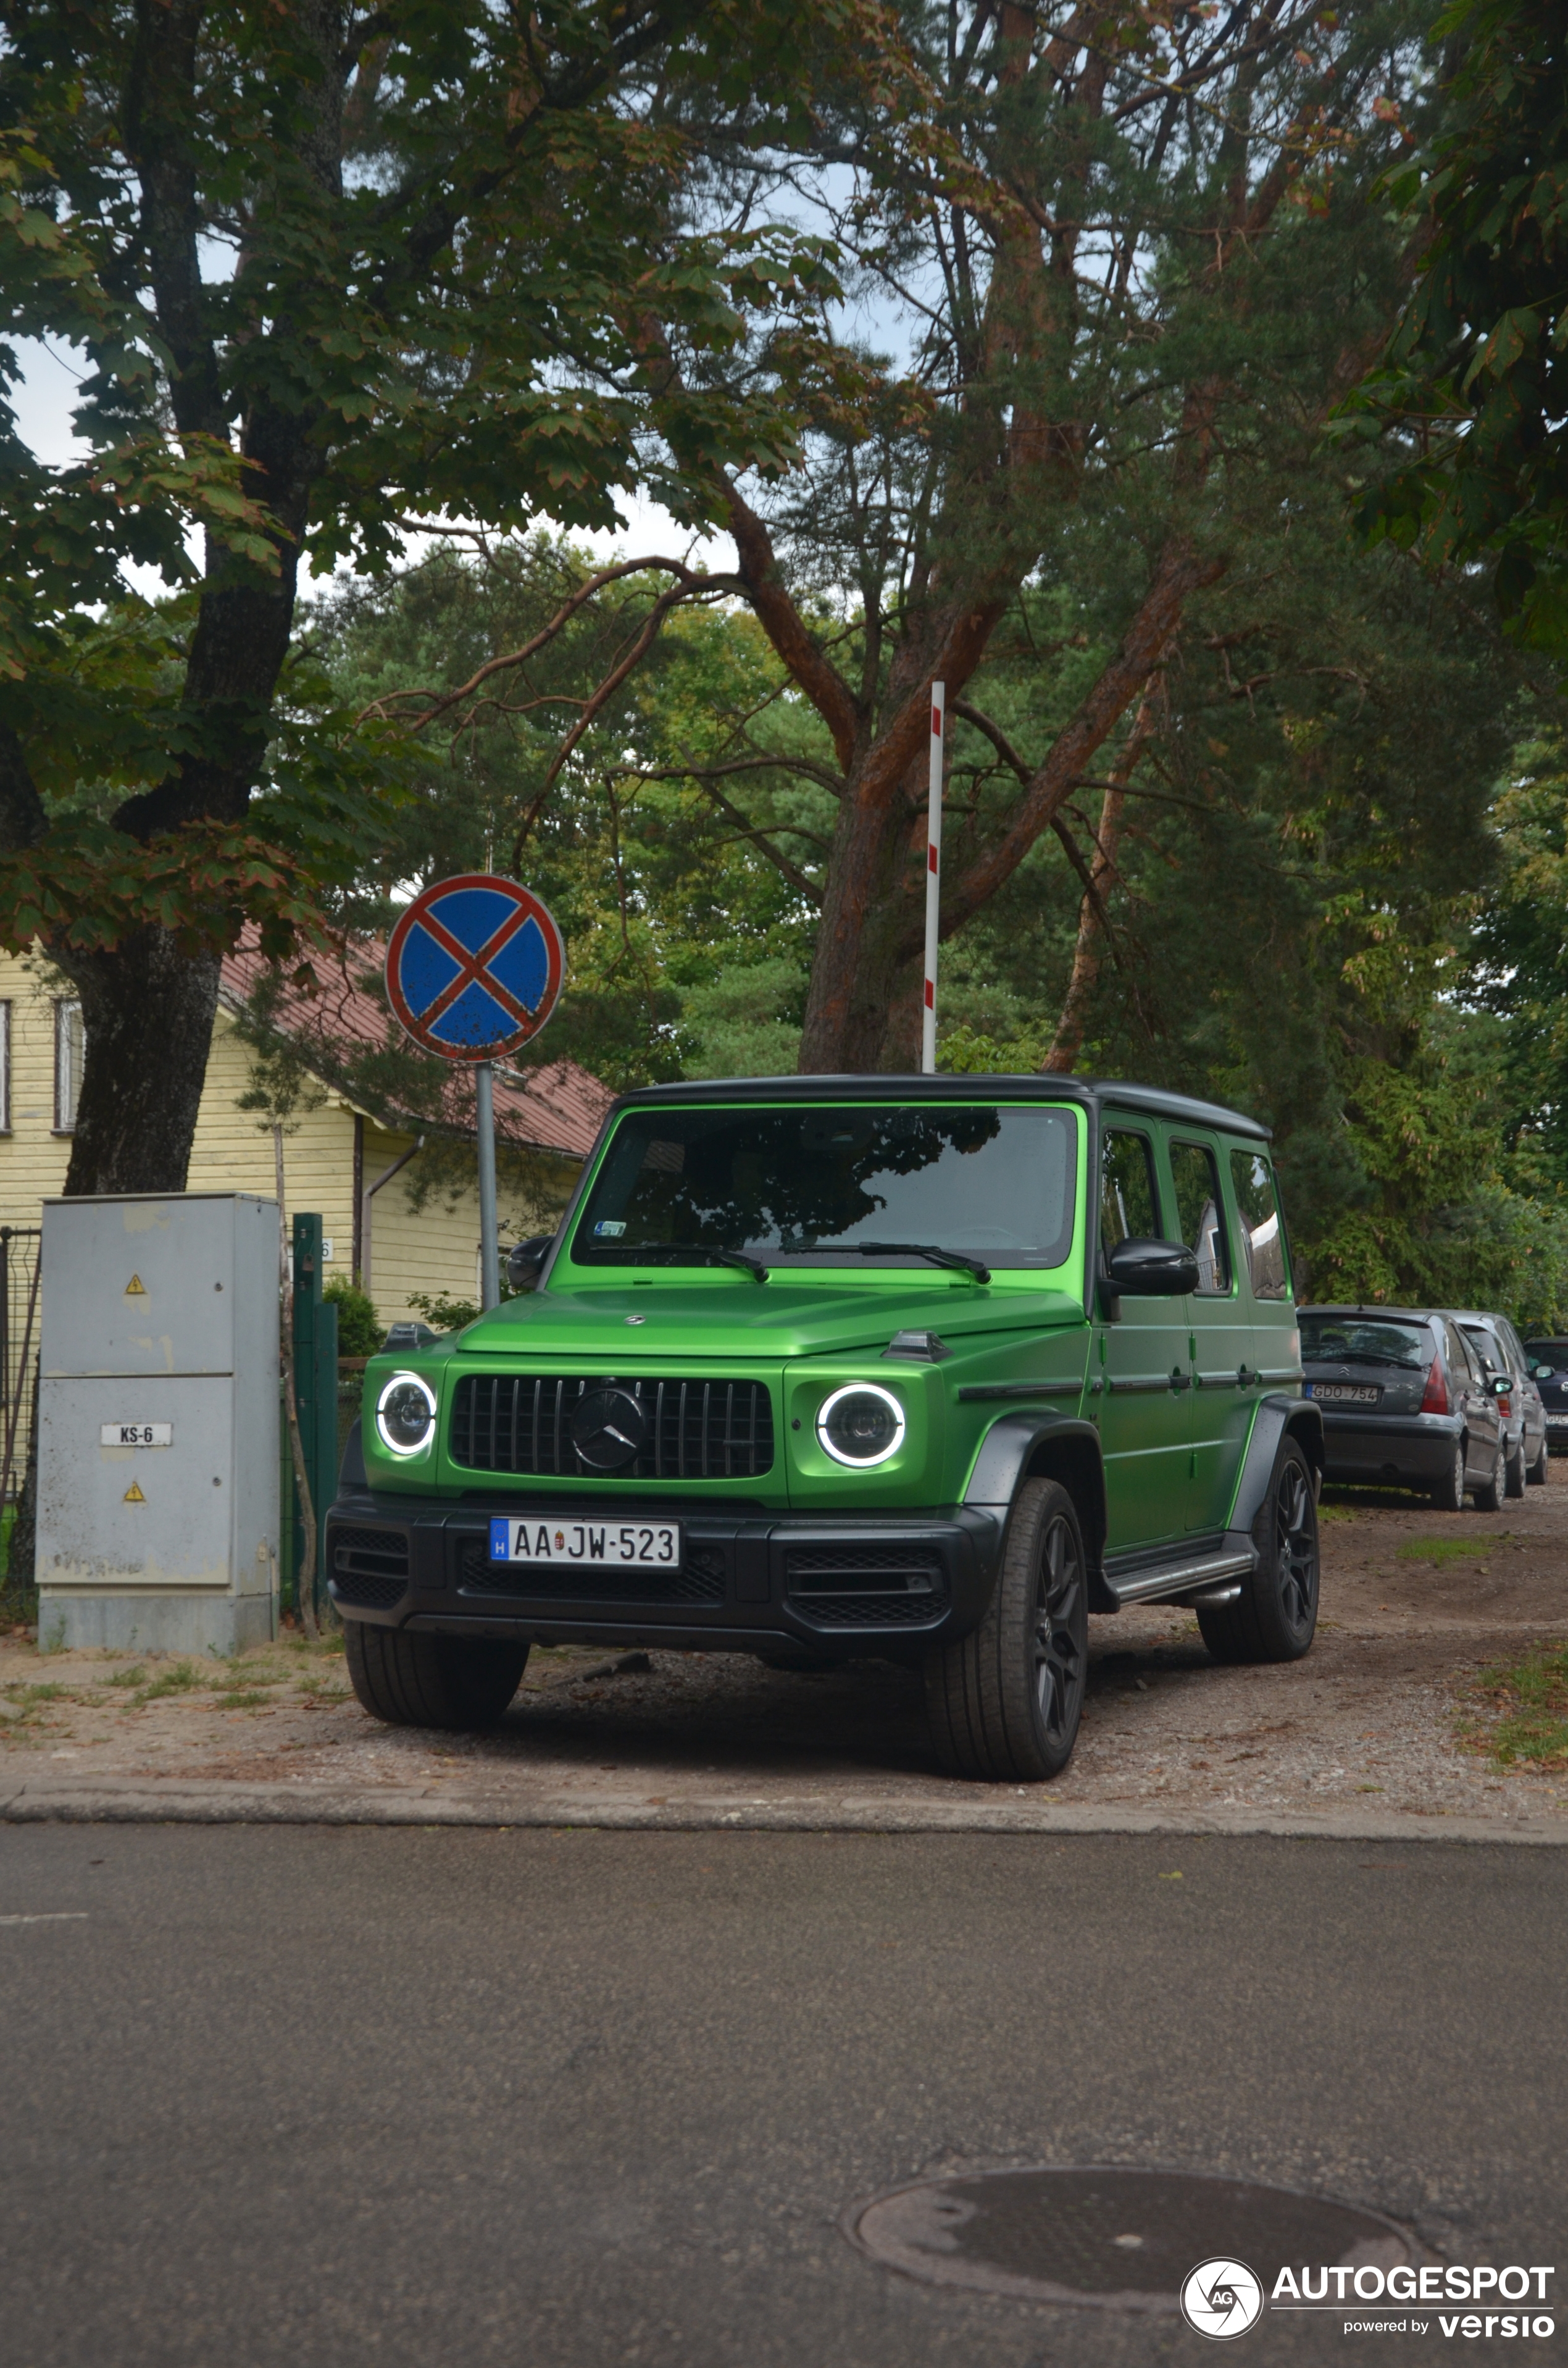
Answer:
[[452, 1279, 1085, 1362]]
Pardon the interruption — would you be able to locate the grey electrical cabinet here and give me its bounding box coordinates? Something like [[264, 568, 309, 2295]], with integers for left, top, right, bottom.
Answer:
[[36, 1194, 281, 1655]]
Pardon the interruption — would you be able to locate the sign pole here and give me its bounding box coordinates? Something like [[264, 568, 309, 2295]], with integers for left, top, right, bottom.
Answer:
[[475, 1060, 500, 1310], [922, 682, 945, 1075]]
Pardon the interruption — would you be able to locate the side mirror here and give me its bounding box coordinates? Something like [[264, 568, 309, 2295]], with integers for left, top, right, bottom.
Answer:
[[1104, 1237, 1201, 1297], [1534, 1365, 1554, 1380], [505, 1233, 556, 1291], [1490, 1373, 1512, 1398]]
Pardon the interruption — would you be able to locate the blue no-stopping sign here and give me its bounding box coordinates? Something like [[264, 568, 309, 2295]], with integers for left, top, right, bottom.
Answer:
[[385, 874, 564, 1061]]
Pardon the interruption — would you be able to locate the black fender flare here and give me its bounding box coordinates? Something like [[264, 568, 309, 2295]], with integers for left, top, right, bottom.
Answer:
[[339, 1416, 367, 1490], [1230, 1394, 1323, 1536], [963, 1410, 1109, 1603]]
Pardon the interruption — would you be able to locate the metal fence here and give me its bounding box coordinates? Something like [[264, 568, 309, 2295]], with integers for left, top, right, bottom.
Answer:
[[0, 1225, 41, 1504]]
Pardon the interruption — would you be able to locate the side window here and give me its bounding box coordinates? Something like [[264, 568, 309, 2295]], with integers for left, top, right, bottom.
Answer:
[[1169, 1140, 1231, 1295], [1446, 1321, 1478, 1383], [1100, 1129, 1158, 1250], [1228, 1147, 1291, 1300]]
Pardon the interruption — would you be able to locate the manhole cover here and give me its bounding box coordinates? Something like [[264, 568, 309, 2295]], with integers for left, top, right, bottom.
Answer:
[[846, 2165, 1420, 2312]]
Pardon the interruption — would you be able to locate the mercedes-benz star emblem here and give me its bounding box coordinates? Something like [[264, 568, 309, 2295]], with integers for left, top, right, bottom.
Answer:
[[570, 1386, 648, 1472]]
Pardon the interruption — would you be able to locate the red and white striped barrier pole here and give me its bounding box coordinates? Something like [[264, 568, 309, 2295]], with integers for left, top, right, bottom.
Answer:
[[922, 682, 945, 1074]]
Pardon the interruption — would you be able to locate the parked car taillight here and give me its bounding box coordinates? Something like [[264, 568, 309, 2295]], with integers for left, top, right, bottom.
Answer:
[[1420, 1355, 1450, 1416]]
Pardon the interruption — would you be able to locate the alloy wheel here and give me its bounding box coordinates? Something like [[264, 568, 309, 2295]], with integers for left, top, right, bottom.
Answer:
[[1273, 1457, 1317, 1631], [1033, 1513, 1086, 1746]]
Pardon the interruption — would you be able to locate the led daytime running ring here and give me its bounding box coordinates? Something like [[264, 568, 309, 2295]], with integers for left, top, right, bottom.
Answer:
[[815, 1381, 907, 1467], [376, 1370, 438, 1457]]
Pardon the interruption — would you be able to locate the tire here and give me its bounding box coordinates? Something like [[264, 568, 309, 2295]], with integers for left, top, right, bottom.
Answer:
[[925, 1477, 1088, 1782], [1472, 1441, 1506, 1514], [344, 1621, 528, 1731], [1430, 1439, 1466, 1513], [1527, 1437, 1549, 1486], [1504, 1441, 1526, 1500], [1198, 1437, 1319, 1665]]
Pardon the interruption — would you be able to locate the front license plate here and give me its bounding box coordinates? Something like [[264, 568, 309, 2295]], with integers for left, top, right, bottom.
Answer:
[[1547, 1414, 1568, 1429], [1304, 1383, 1381, 1406], [490, 1516, 682, 1570]]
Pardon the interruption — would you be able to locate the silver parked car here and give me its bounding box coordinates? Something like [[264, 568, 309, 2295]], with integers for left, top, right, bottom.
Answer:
[[1451, 1310, 1548, 1494]]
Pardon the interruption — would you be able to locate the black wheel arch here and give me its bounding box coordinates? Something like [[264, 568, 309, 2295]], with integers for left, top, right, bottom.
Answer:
[[964, 1411, 1109, 1605], [1231, 1395, 1323, 1534]]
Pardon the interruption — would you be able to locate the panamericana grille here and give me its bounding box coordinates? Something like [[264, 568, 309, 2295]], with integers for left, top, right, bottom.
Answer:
[[457, 1538, 726, 1605], [785, 1544, 948, 1630], [450, 1374, 773, 1481], [330, 1525, 411, 1608]]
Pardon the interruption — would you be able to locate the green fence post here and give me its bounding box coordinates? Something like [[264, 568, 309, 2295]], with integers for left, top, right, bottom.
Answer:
[[291, 1215, 339, 1628]]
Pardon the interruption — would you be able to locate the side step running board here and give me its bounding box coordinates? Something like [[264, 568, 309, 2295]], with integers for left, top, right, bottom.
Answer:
[[1101, 1547, 1255, 1610]]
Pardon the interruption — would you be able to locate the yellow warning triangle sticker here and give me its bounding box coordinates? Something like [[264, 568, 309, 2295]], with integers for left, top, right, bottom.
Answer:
[[125, 1274, 146, 1295], [123, 1480, 145, 1502]]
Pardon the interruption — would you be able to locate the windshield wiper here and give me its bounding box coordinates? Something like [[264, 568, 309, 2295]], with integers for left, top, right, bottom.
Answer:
[[711, 1248, 769, 1282], [853, 1240, 991, 1284]]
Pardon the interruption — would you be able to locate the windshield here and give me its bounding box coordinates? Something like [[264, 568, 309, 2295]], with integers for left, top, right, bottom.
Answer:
[[1300, 1315, 1432, 1370], [572, 1103, 1078, 1270]]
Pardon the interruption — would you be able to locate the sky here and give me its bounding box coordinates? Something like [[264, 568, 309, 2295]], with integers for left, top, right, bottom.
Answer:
[[7, 335, 740, 585]]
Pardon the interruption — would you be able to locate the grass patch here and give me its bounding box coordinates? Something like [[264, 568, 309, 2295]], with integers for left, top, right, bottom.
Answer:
[[6, 1680, 69, 1704], [212, 1689, 275, 1711], [299, 1675, 351, 1702], [1462, 1641, 1568, 1770], [99, 1664, 146, 1689], [1396, 1534, 1504, 1566], [127, 1659, 201, 1706], [1317, 1503, 1359, 1524]]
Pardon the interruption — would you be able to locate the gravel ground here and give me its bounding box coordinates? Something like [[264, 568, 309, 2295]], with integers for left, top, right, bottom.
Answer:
[[4, 1473, 1566, 1830]]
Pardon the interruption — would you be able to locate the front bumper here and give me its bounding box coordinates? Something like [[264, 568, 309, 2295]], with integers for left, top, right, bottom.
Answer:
[[1315, 1408, 1461, 1484], [325, 1488, 1003, 1655]]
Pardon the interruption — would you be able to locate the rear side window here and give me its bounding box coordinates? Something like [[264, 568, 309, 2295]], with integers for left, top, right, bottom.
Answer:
[[1101, 1129, 1158, 1249], [1170, 1141, 1230, 1295], [1228, 1148, 1291, 1299], [1446, 1321, 1480, 1383], [1525, 1339, 1568, 1373]]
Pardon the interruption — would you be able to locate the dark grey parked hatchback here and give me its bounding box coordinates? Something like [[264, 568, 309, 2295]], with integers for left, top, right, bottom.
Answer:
[[1299, 1307, 1506, 1510]]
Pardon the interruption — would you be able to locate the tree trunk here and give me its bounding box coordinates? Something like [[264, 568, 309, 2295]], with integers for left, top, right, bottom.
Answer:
[[1043, 676, 1165, 1074], [42, 1, 347, 1196], [60, 936, 222, 1196]]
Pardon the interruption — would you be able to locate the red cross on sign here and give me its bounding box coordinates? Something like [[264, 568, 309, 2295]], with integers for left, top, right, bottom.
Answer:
[[385, 874, 565, 1061]]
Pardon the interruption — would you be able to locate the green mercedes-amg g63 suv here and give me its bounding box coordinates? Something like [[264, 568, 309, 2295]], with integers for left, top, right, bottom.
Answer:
[[328, 1076, 1320, 1782]]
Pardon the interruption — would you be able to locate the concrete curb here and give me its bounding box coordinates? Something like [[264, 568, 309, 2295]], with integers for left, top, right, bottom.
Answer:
[[3, 1772, 1566, 1844]]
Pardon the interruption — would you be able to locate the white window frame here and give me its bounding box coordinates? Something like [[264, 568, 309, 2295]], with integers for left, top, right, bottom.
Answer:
[[53, 998, 85, 1134], [0, 999, 10, 1133]]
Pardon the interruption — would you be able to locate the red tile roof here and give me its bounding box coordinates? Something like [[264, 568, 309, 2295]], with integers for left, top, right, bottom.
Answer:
[[220, 930, 612, 1161]]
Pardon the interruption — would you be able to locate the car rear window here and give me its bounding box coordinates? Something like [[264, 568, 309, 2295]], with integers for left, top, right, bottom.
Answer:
[[1300, 1316, 1433, 1370], [1525, 1340, 1568, 1372]]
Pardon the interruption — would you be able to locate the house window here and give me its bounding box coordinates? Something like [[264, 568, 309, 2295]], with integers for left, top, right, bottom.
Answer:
[[54, 1000, 85, 1133], [0, 1000, 9, 1132]]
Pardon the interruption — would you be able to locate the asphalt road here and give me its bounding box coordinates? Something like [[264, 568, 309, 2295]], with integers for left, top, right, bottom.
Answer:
[[2, 1826, 1563, 2368]]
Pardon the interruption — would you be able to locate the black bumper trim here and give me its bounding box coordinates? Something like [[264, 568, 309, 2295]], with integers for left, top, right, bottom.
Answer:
[[325, 1489, 1004, 1649]]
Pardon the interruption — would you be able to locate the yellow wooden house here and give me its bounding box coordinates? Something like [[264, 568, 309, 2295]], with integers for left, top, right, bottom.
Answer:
[[0, 935, 611, 1331]]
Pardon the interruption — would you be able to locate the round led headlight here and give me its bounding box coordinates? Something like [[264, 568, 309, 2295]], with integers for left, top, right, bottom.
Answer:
[[376, 1371, 438, 1457], [816, 1382, 906, 1468]]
